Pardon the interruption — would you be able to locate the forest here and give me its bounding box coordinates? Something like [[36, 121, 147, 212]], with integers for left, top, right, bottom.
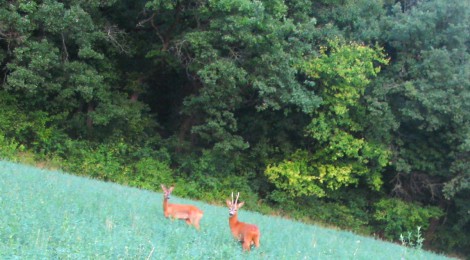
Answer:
[[0, 0, 468, 256]]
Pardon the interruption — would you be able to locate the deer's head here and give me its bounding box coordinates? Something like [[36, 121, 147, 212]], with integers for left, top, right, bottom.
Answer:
[[226, 192, 245, 216], [161, 184, 174, 199]]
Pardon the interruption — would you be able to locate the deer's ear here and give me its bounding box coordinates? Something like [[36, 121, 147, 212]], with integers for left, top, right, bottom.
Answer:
[[238, 201, 245, 208], [161, 184, 166, 191], [226, 200, 232, 208], [169, 186, 175, 193]]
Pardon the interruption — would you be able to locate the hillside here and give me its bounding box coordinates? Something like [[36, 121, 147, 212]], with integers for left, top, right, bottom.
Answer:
[[0, 160, 452, 259]]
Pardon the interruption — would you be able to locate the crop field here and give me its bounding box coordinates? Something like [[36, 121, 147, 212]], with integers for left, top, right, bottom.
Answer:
[[0, 160, 452, 259]]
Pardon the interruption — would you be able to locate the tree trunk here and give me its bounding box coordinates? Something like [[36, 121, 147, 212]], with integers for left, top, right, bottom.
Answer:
[[86, 103, 94, 130]]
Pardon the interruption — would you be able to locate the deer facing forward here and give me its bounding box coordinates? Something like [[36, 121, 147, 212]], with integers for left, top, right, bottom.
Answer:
[[161, 184, 203, 230], [226, 192, 260, 251]]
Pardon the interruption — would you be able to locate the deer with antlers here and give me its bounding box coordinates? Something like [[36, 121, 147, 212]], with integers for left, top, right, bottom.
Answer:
[[161, 184, 204, 230], [226, 192, 260, 251]]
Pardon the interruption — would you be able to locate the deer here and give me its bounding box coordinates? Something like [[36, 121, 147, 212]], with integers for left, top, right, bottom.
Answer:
[[226, 192, 260, 251], [161, 184, 204, 230]]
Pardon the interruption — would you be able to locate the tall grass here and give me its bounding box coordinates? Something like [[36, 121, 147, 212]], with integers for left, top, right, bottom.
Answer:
[[0, 160, 452, 259]]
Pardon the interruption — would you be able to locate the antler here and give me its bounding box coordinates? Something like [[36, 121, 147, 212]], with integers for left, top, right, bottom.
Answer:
[[230, 192, 240, 205], [235, 192, 239, 205]]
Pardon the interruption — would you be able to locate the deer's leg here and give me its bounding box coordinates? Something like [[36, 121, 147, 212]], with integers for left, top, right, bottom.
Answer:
[[192, 217, 201, 230], [242, 240, 251, 251], [254, 234, 260, 248]]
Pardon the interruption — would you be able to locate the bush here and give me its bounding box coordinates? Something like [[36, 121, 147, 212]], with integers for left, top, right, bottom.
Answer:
[[129, 158, 174, 191], [372, 198, 444, 240], [175, 149, 258, 205], [0, 93, 69, 157], [60, 141, 131, 182], [269, 194, 370, 232], [59, 140, 176, 193], [0, 134, 22, 161]]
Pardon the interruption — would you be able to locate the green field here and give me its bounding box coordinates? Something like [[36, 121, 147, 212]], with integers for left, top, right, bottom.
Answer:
[[0, 160, 452, 259]]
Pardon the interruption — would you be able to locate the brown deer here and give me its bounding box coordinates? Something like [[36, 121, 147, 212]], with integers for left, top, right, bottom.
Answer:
[[226, 192, 260, 251], [161, 184, 204, 230]]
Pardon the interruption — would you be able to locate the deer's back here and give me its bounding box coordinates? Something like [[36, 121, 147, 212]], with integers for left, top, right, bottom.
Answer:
[[167, 203, 203, 219]]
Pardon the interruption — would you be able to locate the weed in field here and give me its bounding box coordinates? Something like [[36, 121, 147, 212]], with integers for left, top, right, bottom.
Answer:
[[400, 226, 425, 250]]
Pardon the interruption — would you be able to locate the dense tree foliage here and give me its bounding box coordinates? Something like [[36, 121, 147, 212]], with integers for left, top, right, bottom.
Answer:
[[372, 0, 470, 252], [266, 40, 389, 197], [1, 0, 468, 256]]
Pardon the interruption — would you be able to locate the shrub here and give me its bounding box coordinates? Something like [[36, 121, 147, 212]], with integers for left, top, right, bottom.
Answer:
[[268, 191, 371, 233], [0, 134, 22, 161], [61, 141, 128, 181], [129, 158, 174, 191], [175, 149, 257, 204], [372, 198, 444, 240], [0, 92, 69, 157]]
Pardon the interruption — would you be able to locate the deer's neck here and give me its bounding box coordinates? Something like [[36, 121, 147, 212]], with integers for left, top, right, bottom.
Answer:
[[163, 197, 168, 212], [229, 213, 239, 228]]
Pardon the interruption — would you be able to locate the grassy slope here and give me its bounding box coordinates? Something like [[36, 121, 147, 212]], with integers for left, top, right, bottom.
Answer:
[[0, 161, 452, 259]]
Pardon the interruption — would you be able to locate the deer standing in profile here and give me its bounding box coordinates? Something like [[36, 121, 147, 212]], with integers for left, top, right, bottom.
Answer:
[[161, 184, 204, 230], [226, 192, 260, 251]]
